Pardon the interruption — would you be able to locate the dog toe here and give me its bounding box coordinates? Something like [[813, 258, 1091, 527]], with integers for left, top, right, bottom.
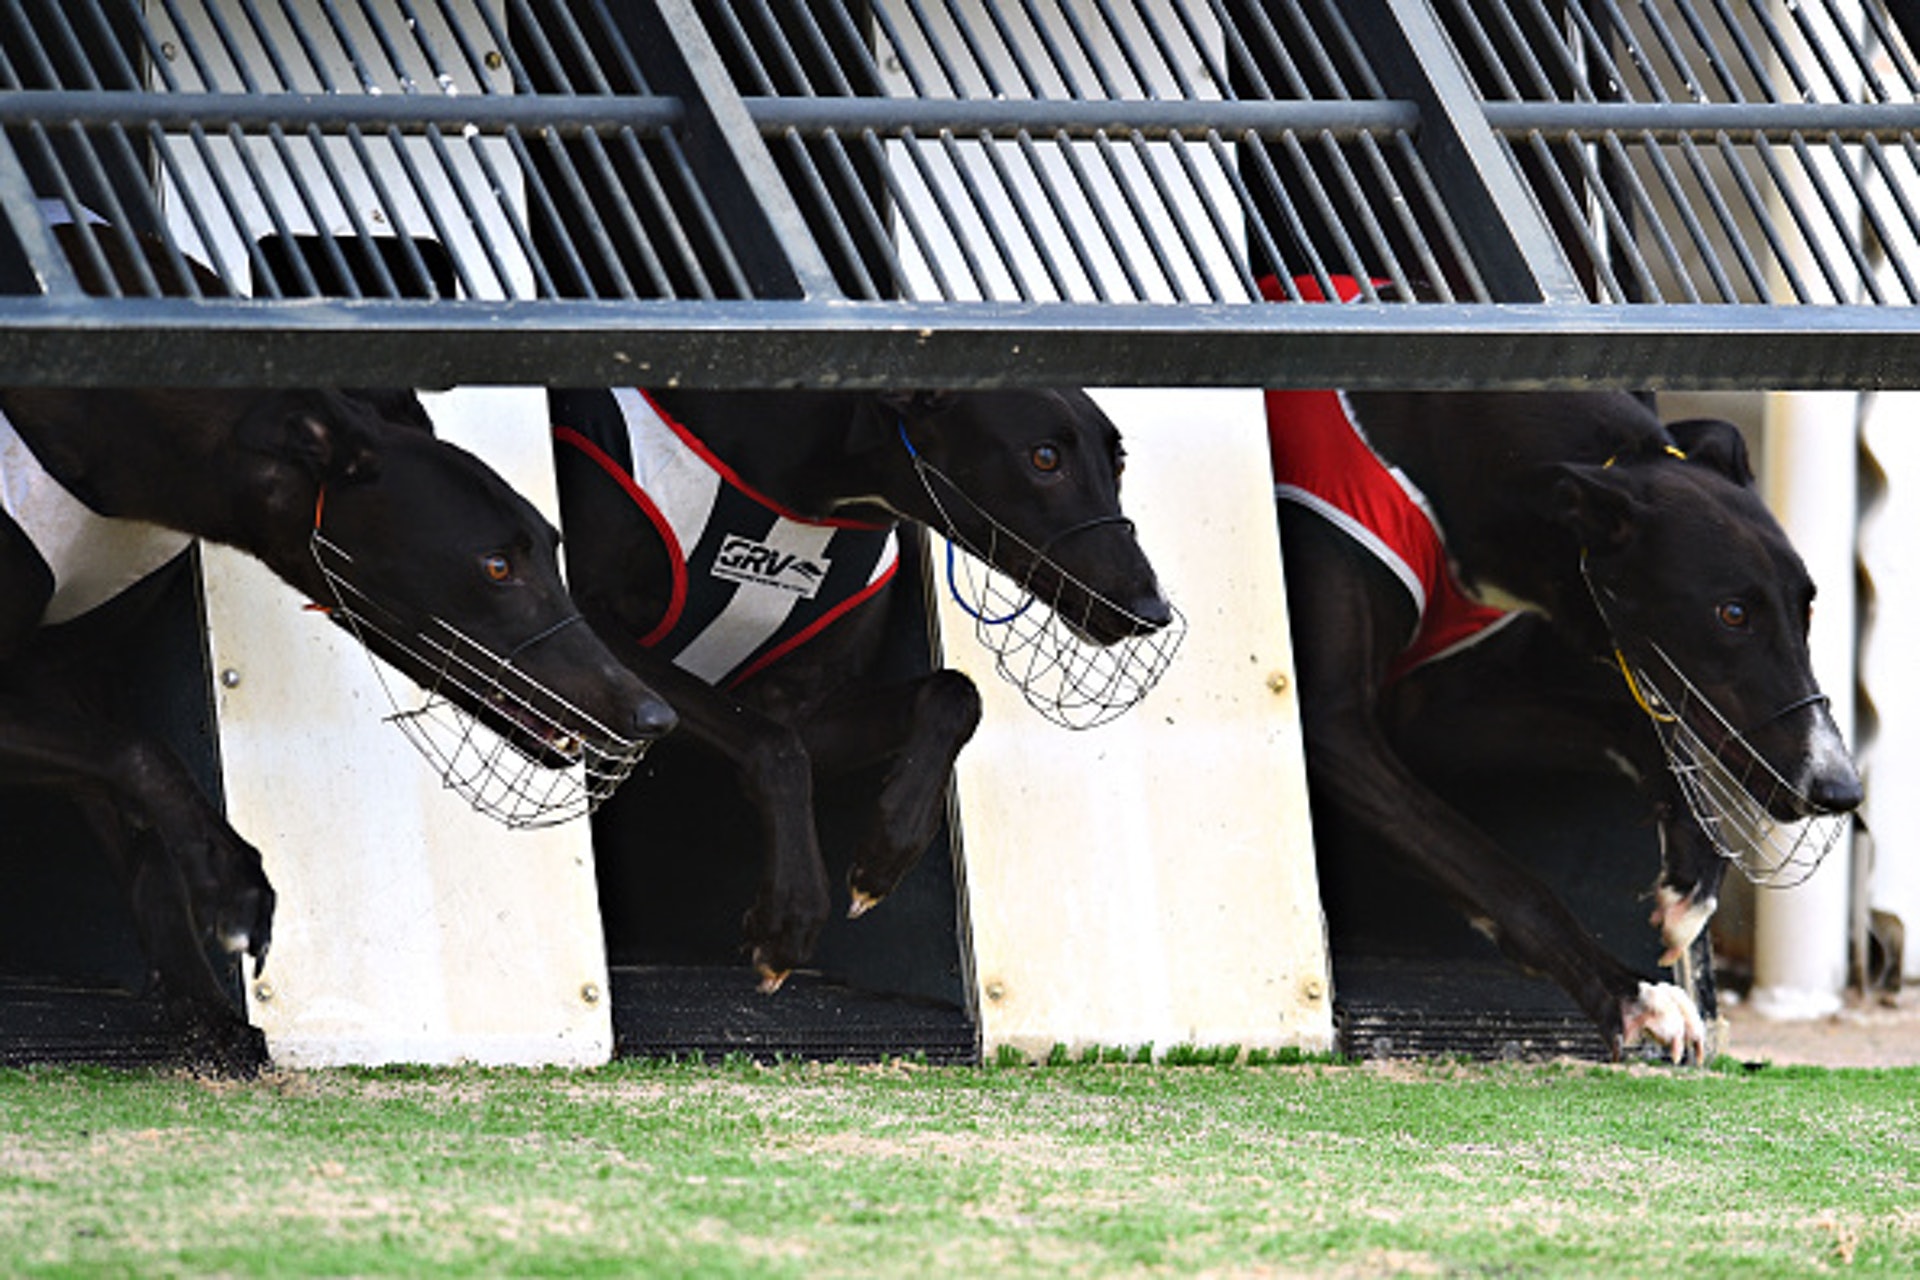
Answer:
[[753, 957, 791, 995]]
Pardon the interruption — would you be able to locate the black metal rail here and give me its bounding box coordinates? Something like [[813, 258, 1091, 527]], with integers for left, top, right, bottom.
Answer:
[[0, 0, 1915, 389]]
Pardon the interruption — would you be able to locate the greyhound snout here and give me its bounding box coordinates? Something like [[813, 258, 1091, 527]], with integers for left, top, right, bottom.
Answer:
[[1124, 589, 1174, 633], [589, 656, 678, 742], [627, 680, 680, 741], [1787, 705, 1862, 818], [1040, 525, 1171, 645], [535, 623, 677, 743], [1055, 578, 1170, 646]]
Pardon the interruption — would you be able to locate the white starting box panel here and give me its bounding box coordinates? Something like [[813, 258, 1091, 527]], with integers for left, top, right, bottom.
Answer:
[[943, 388, 1330, 1059]]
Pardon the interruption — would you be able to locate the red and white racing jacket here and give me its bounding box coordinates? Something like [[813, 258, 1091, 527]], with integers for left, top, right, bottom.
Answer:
[[552, 388, 899, 690], [1261, 275, 1515, 683]]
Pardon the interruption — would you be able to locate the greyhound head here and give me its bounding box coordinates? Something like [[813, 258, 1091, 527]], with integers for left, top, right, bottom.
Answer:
[[242, 390, 676, 822], [873, 388, 1173, 646], [1544, 422, 1861, 834]]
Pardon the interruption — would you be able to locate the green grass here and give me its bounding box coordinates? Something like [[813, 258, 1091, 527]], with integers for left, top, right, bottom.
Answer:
[[2, 1055, 1917, 1277]]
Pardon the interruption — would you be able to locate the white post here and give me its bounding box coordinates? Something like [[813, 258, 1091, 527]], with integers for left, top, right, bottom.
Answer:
[[1860, 393, 1920, 982], [1750, 391, 1858, 1019]]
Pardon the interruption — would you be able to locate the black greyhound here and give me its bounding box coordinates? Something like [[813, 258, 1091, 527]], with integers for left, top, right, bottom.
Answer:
[[552, 386, 1173, 989], [0, 383, 676, 1071], [1273, 387, 1861, 1062]]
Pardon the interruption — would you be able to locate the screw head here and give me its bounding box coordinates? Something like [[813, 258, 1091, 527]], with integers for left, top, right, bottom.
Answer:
[[580, 982, 601, 1006]]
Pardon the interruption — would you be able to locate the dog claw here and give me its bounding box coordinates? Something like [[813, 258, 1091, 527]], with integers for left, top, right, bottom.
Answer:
[[847, 888, 881, 919]]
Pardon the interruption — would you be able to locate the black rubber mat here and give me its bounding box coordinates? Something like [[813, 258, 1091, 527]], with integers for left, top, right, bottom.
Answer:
[[1333, 957, 1610, 1061], [0, 978, 188, 1069], [610, 965, 978, 1064]]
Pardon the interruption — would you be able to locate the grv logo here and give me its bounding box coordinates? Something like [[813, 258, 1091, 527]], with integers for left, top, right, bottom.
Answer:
[[712, 535, 830, 598]]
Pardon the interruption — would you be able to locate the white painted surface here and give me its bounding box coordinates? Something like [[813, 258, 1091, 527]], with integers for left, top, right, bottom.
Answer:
[[946, 388, 1331, 1058], [1751, 391, 1859, 1019], [202, 388, 613, 1067]]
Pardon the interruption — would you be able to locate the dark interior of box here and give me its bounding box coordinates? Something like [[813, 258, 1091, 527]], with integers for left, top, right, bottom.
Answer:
[[587, 531, 979, 1064], [0, 556, 237, 1066]]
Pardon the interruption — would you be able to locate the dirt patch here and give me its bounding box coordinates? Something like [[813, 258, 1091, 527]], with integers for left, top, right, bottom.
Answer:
[[1721, 992, 1920, 1067]]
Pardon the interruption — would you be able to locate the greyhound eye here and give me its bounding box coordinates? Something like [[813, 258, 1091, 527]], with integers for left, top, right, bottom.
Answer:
[[1031, 443, 1061, 473], [482, 553, 513, 582], [1716, 600, 1750, 630]]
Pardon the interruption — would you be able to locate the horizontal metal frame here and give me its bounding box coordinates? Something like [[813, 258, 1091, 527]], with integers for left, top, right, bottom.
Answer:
[[2, 295, 1917, 390], [1480, 102, 1920, 141], [0, 91, 1426, 139], [0, 88, 689, 133], [0, 0, 1916, 390]]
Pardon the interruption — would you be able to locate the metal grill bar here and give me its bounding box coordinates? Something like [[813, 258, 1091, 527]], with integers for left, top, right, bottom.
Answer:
[[0, 0, 1915, 390]]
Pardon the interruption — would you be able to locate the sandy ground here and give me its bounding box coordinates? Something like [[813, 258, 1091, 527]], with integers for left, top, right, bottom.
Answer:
[[1718, 992, 1920, 1067]]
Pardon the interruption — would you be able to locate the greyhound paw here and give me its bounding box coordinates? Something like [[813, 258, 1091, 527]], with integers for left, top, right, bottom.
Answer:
[[1649, 885, 1717, 967], [753, 958, 791, 995], [846, 859, 910, 920], [1621, 981, 1705, 1065], [741, 892, 824, 995], [212, 870, 277, 978]]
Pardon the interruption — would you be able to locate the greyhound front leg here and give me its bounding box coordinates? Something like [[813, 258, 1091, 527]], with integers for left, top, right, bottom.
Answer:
[[1310, 715, 1705, 1064], [632, 655, 834, 992], [734, 727, 832, 992], [803, 669, 983, 918], [1652, 816, 1727, 968], [1647, 786, 1729, 967], [76, 796, 270, 1075], [106, 733, 276, 969], [0, 695, 275, 975]]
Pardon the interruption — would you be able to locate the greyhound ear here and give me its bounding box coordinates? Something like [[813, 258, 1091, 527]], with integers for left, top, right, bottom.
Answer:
[[876, 390, 956, 417], [237, 390, 385, 486], [1539, 462, 1640, 554], [1666, 417, 1755, 486], [858, 390, 956, 452], [343, 388, 436, 436]]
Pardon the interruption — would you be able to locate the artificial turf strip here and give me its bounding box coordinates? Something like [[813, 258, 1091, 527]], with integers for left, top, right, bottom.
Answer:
[[0, 1055, 1915, 1277]]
